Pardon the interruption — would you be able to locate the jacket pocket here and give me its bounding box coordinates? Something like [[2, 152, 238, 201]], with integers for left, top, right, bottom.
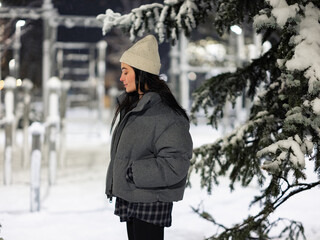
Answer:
[[135, 175, 187, 190], [113, 158, 129, 184], [125, 163, 134, 184]]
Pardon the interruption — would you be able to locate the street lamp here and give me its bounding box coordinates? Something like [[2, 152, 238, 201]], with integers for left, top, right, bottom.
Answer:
[[8, 59, 15, 76], [230, 25, 245, 66], [16, 20, 26, 28], [230, 25, 242, 35]]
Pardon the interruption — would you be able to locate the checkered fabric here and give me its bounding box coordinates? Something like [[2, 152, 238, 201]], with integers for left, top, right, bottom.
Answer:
[[115, 197, 173, 227]]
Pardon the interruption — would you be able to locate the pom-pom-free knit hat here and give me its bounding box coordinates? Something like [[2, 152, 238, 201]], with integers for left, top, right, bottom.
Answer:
[[119, 35, 161, 75]]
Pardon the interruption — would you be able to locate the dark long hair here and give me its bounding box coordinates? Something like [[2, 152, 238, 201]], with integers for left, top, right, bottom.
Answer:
[[111, 67, 189, 129]]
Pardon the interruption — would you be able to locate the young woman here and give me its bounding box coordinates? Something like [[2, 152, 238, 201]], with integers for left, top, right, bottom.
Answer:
[[106, 35, 193, 240]]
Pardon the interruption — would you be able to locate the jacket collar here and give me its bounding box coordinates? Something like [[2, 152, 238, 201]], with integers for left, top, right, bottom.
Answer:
[[117, 91, 161, 114], [134, 92, 161, 112]]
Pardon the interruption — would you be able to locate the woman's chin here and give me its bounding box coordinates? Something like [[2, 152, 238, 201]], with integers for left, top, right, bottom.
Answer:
[[126, 89, 136, 93]]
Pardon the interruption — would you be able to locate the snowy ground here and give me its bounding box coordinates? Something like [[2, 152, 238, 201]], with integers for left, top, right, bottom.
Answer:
[[0, 108, 320, 240]]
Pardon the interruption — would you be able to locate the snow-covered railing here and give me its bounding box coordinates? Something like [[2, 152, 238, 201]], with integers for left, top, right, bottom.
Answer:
[[29, 122, 44, 212], [3, 76, 16, 185], [45, 77, 61, 186], [0, 7, 43, 20], [2, 77, 36, 185], [59, 80, 71, 168], [21, 79, 33, 168], [54, 40, 107, 120]]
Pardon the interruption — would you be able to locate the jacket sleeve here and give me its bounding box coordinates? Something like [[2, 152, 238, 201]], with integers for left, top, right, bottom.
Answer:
[[131, 120, 193, 189]]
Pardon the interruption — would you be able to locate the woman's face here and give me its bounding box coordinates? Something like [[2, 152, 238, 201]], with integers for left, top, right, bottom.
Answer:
[[120, 63, 136, 93]]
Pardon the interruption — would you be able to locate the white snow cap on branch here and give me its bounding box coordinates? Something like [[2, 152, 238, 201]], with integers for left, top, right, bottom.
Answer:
[[222, 111, 270, 147], [285, 3, 320, 94], [311, 98, 320, 115], [97, 0, 208, 43], [164, 0, 181, 5], [97, 4, 163, 37], [261, 159, 282, 173], [266, 0, 299, 28], [176, 0, 198, 31], [97, 9, 122, 35], [258, 136, 306, 171], [256, 1, 320, 92], [156, 5, 169, 42], [253, 13, 276, 29]]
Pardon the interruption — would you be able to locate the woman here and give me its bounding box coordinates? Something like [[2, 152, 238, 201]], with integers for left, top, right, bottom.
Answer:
[[106, 35, 193, 240]]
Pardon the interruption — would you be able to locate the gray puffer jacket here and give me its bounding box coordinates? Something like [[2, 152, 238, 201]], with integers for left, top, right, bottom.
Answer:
[[106, 92, 193, 203]]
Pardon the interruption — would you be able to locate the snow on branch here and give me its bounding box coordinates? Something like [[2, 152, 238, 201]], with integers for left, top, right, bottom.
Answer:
[[222, 110, 270, 147], [258, 136, 306, 172], [251, 0, 320, 174], [176, 0, 198, 32], [267, 0, 299, 28], [285, 3, 320, 95], [96, 3, 163, 41], [253, 0, 299, 30], [255, 2, 320, 95], [97, 0, 212, 42]]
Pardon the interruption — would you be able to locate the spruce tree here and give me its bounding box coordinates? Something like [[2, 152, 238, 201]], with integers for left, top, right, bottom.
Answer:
[[98, 0, 320, 239]]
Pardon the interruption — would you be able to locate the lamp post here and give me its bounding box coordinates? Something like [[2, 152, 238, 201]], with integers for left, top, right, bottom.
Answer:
[[13, 20, 26, 78], [230, 25, 245, 67], [46, 76, 61, 186], [97, 40, 107, 121], [42, 0, 55, 120], [3, 76, 16, 185], [22, 79, 33, 168]]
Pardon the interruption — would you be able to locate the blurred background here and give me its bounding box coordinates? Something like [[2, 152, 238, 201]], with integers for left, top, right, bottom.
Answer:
[[0, 0, 271, 118], [2, 1, 317, 240]]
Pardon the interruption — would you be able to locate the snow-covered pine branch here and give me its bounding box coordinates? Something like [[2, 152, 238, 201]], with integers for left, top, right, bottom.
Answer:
[[192, 0, 320, 180], [251, 1, 320, 174], [190, 45, 278, 127], [285, 3, 320, 95], [97, 0, 213, 42], [258, 136, 306, 171], [96, 3, 163, 41], [192, 110, 277, 192]]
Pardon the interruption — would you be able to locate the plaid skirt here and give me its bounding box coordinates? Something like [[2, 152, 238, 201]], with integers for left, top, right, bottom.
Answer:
[[114, 197, 173, 227]]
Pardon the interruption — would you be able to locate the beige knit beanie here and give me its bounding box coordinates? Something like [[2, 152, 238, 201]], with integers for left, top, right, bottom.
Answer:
[[119, 35, 161, 75]]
